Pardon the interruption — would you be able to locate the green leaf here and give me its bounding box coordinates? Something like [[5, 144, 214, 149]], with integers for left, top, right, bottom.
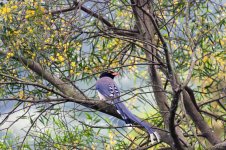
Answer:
[[85, 113, 92, 120]]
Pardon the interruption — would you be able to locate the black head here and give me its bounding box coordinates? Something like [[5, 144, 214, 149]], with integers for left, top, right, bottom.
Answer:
[[99, 71, 119, 79]]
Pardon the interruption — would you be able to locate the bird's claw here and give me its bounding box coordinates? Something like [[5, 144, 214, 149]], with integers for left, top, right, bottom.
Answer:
[[127, 123, 132, 130], [150, 131, 161, 145]]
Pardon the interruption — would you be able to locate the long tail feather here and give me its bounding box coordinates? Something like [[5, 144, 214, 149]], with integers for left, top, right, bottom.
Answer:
[[114, 98, 161, 143], [114, 98, 155, 134]]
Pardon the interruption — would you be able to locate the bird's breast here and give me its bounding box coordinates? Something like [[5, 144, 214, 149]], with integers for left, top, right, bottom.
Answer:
[[97, 91, 107, 101]]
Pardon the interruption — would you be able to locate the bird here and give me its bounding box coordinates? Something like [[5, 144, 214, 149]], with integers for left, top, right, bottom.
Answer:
[[96, 71, 160, 144]]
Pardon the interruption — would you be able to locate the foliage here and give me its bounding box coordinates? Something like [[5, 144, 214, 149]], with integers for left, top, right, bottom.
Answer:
[[0, 0, 225, 149]]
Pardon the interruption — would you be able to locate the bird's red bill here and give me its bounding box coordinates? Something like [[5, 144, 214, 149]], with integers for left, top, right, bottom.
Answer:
[[112, 72, 119, 76]]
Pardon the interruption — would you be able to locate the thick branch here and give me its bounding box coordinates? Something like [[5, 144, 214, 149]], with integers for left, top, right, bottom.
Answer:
[[211, 141, 226, 150], [183, 90, 221, 145], [169, 90, 183, 150], [74, 2, 113, 27], [130, 0, 222, 147], [73, 2, 140, 38], [130, 0, 189, 149]]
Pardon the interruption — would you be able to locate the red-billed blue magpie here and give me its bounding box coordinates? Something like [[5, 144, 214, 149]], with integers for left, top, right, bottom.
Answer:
[[96, 71, 160, 144]]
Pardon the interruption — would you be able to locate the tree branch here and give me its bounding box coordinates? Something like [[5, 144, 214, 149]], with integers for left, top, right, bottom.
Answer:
[[169, 90, 184, 149], [182, 90, 221, 145], [211, 141, 226, 150], [130, 0, 189, 149]]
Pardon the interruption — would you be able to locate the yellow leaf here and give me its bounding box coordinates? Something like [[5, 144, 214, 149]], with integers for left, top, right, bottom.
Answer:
[[18, 91, 24, 99], [203, 56, 208, 63], [70, 70, 74, 74], [71, 62, 76, 67], [50, 56, 55, 61], [58, 55, 64, 62]]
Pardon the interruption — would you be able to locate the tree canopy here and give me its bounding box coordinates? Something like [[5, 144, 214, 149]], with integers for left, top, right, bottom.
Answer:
[[0, 0, 225, 149]]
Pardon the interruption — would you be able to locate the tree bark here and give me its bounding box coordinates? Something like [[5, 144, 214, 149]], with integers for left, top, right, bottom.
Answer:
[[130, 0, 222, 149], [183, 90, 221, 145], [130, 0, 190, 149]]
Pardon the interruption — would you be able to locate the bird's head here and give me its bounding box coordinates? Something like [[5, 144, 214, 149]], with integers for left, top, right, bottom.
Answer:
[[99, 71, 119, 79]]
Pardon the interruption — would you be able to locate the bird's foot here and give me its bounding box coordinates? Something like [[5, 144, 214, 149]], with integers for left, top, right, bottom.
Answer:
[[150, 131, 161, 145], [127, 123, 132, 130]]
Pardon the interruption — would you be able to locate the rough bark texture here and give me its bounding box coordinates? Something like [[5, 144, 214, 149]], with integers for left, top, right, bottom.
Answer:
[[183, 90, 221, 145], [211, 141, 226, 150], [130, 0, 189, 149], [130, 0, 222, 149]]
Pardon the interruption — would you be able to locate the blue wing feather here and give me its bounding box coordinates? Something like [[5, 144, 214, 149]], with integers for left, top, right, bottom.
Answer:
[[96, 78, 115, 100]]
